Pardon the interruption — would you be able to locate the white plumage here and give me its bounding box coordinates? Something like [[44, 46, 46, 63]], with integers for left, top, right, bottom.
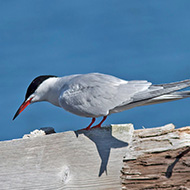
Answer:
[[13, 73, 190, 130]]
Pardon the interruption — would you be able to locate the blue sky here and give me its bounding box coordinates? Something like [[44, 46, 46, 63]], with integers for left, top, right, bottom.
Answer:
[[1, 0, 190, 140]]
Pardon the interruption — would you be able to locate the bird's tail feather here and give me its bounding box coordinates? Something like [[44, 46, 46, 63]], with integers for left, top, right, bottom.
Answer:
[[110, 80, 190, 113], [131, 79, 190, 103], [143, 91, 190, 106]]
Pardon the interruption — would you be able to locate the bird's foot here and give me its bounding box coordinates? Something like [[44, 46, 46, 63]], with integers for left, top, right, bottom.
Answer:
[[91, 124, 101, 129], [79, 118, 96, 131]]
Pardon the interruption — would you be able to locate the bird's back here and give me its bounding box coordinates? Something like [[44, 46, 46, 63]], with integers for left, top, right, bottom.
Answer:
[[58, 73, 152, 117]]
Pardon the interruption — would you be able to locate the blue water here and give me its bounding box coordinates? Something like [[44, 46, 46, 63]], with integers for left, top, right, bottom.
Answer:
[[1, 0, 190, 141]]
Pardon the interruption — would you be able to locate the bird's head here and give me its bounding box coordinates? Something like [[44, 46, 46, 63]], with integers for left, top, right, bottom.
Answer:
[[13, 75, 57, 120]]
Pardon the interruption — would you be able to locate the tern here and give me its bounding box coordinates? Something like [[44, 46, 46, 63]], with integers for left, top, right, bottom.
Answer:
[[13, 73, 190, 130]]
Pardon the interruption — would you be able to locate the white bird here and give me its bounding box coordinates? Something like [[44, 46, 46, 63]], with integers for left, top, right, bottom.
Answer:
[[13, 73, 190, 130]]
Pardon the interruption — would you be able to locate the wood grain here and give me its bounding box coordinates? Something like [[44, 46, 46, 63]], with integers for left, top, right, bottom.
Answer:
[[1, 123, 190, 189], [122, 124, 190, 190], [0, 124, 133, 190]]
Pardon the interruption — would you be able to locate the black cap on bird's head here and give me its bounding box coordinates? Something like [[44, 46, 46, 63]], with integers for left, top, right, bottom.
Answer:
[[13, 75, 57, 120]]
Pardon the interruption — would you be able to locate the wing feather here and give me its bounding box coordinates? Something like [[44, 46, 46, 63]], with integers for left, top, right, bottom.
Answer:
[[59, 73, 151, 117], [59, 73, 190, 117]]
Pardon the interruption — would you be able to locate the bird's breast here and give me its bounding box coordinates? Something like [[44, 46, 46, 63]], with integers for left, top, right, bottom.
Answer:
[[58, 89, 109, 118]]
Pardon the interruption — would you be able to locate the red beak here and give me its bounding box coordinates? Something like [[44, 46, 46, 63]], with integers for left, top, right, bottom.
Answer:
[[13, 98, 33, 120]]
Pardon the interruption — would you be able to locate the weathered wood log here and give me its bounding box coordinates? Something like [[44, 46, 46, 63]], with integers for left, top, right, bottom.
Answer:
[[122, 124, 190, 190], [0, 123, 190, 189]]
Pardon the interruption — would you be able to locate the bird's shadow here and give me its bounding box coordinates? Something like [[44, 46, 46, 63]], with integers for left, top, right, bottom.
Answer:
[[75, 126, 129, 177], [165, 146, 190, 178]]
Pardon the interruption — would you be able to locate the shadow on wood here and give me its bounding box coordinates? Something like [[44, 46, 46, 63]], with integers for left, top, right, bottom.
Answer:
[[0, 124, 133, 190], [122, 124, 190, 190], [1, 123, 190, 189], [165, 146, 190, 178], [75, 127, 129, 176]]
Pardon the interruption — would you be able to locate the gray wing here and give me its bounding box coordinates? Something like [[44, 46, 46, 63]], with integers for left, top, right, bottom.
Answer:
[[111, 79, 190, 113], [58, 73, 152, 117], [59, 73, 190, 117]]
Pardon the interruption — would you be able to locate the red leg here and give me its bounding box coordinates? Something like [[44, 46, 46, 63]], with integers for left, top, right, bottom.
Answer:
[[91, 116, 107, 129], [81, 118, 96, 130]]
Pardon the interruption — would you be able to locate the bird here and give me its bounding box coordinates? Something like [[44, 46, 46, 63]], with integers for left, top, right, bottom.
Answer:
[[13, 73, 190, 130]]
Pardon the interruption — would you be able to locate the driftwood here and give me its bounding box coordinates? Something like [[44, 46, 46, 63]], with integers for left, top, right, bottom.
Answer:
[[0, 123, 190, 190], [122, 124, 190, 190]]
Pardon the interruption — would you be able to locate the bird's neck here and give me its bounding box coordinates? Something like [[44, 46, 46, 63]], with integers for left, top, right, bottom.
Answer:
[[46, 78, 65, 107], [35, 75, 79, 107], [35, 77, 63, 107]]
